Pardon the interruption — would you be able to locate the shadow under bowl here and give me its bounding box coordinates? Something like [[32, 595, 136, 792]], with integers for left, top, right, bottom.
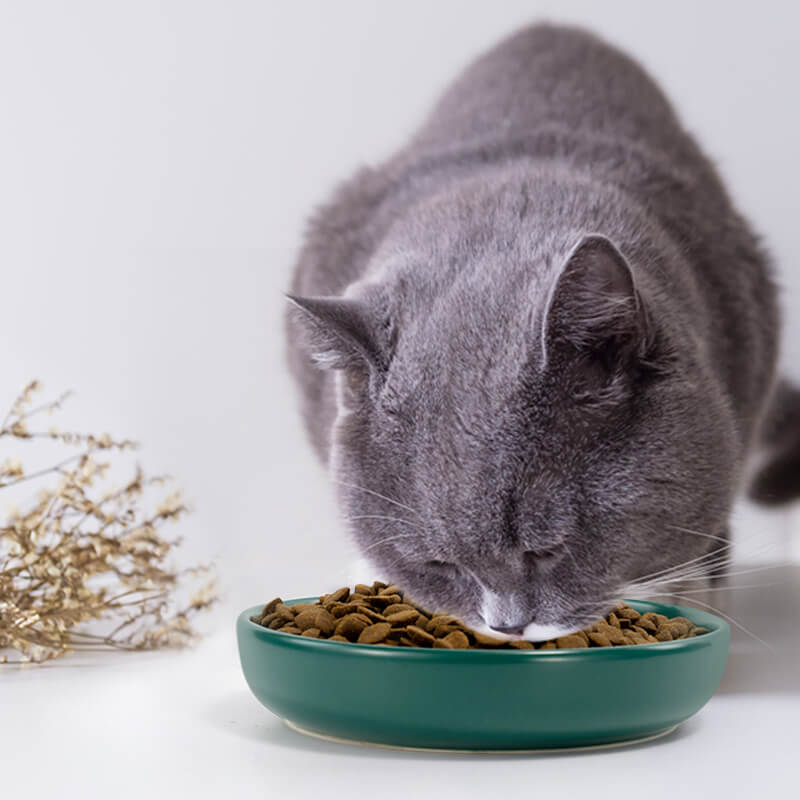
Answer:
[[237, 598, 729, 751]]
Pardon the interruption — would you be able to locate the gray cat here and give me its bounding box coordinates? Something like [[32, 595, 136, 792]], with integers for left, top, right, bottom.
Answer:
[[283, 23, 799, 640]]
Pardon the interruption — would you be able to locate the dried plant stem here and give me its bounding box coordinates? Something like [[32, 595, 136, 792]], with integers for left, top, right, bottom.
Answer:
[[0, 380, 217, 664]]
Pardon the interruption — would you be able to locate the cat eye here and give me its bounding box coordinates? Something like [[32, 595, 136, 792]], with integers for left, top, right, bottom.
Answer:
[[523, 544, 566, 568], [424, 560, 461, 575]]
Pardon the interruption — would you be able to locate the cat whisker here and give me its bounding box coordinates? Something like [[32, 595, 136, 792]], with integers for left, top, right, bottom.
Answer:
[[626, 580, 783, 595], [627, 532, 778, 586], [331, 479, 422, 518], [637, 546, 784, 585], [624, 561, 734, 590], [354, 533, 419, 556], [631, 518, 777, 588], [628, 545, 733, 585], [666, 524, 732, 546], [624, 589, 774, 652], [342, 514, 422, 529], [645, 563, 786, 583]]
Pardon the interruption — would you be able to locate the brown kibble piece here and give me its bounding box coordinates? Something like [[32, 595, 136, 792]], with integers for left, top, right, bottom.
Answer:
[[616, 606, 641, 621], [289, 603, 316, 613], [259, 611, 280, 626], [273, 603, 295, 621], [260, 597, 282, 616], [327, 587, 350, 604], [425, 614, 460, 632], [311, 608, 336, 636], [441, 630, 470, 649], [278, 624, 302, 634], [294, 609, 322, 631], [385, 609, 419, 625], [637, 614, 659, 633], [656, 627, 674, 641], [379, 584, 403, 596], [368, 594, 403, 608], [538, 641, 557, 650], [588, 631, 611, 647], [328, 634, 349, 642], [668, 619, 691, 637], [556, 634, 589, 649], [433, 623, 462, 638], [354, 583, 374, 596], [356, 605, 387, 621], [508, 640, 535, 649], [357, 622, 392, 644], [595, 621, 626, 645], [433, 638, 453, 648], [383, 603, 417, 616], [334, 614, 371, 640], [472, 630, 510, 647], [406, 625, 436, 646], [330, 602, 360, 618], [301, 627, 321, 638]]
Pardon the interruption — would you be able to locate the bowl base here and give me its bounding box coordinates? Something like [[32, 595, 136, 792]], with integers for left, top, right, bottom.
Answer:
[[283, 719, 679, 754]]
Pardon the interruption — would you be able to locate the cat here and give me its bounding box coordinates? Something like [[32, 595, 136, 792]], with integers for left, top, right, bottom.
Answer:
[[283, 23, 798, 640]]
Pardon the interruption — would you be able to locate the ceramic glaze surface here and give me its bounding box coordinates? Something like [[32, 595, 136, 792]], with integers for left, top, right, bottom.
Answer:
[[237, 598, 730, 750]]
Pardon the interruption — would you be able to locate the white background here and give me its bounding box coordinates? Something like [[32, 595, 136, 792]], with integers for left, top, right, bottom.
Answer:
[[1, 3, 798, 797]]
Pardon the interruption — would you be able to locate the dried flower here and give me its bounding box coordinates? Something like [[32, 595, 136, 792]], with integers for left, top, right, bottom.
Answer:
[[0, 381, 217, 664]]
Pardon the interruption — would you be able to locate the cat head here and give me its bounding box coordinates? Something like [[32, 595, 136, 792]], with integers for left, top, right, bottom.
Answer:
[[287, 199, 737, 640]]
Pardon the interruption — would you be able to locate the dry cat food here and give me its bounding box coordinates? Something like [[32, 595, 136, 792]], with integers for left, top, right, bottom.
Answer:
[[250, 581, 710, 649]]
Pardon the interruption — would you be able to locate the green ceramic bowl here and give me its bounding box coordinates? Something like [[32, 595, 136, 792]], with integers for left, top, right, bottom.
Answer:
[[237, 598, 729, 751]]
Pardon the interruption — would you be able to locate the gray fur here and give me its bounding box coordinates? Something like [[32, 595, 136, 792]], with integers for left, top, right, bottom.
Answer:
[[284, 23, 789, 637]]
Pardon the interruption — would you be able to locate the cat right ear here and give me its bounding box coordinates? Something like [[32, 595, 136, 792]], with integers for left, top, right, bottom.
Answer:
[[540, 234, 650, 370], [284, 292, 392, 374]]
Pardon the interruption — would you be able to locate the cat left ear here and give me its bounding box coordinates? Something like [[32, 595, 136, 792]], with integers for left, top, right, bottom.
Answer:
[[285, 292, 391, 373], [540, 234, 648, 368]]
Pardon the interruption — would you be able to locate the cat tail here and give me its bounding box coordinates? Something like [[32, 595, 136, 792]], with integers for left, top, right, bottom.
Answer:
[[748, 378, 800, 505]]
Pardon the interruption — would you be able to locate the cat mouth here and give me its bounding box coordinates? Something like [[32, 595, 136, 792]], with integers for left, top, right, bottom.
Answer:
[[475, 620, 584, 642], [474, 607, 594, 642]]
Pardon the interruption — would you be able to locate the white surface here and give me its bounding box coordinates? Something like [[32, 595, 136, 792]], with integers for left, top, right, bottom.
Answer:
[[2, 567, 798, 799], [1, 3, 799, 796]]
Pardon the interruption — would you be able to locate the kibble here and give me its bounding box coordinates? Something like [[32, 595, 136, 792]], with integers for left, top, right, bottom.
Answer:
[[250, 580, 712, 650]]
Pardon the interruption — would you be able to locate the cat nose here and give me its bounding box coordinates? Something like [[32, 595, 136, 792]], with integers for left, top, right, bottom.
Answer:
[[489, 623, 527, 636]]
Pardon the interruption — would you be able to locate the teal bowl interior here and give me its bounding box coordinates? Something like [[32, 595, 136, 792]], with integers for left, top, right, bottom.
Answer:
[[237, 598, 730, 751]]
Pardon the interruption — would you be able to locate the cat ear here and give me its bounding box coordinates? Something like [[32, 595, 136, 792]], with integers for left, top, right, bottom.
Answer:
[[285, 292, 391, 373], [540, 234, 648, 368]]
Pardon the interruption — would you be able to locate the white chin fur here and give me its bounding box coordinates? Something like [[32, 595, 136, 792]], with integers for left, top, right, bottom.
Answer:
[[520, 622, 582, 642], [469, 620, 580, 642]]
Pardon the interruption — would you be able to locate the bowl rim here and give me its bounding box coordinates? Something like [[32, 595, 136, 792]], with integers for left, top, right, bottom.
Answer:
[[239, 597, 730, 660]]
